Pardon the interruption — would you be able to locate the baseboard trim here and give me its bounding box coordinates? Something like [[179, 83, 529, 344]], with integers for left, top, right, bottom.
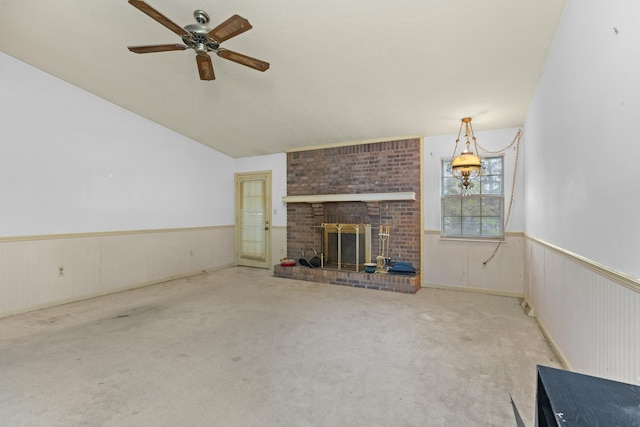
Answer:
[[423, 282, 573, 370], [0, 264, 234, 319], [522, 297, 572, 371], [422, 281, 523, 298]]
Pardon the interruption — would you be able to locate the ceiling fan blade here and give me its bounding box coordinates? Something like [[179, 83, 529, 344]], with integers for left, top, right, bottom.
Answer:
[[196, 54, 215, 80], [128, 44, 187, 54], [216, 49, 270, 72], [128, 0, 190, 38], [207, 15, 252, 42]]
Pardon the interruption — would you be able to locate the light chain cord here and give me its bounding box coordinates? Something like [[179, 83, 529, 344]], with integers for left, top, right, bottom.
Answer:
[[482, 129, 522, 265]]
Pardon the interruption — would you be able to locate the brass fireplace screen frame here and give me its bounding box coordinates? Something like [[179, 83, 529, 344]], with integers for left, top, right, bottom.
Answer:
[[321, 223, 371, 272]]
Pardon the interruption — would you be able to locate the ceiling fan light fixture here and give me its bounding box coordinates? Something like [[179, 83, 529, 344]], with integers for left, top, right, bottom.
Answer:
[[126, 1, 269, 80], [194, 43, 208, 55]]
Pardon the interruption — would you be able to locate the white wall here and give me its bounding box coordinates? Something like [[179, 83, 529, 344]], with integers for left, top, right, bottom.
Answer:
[[524, 0, 640, 280], [0, 52, 235, 237], [524, 0, 640, 384], [0, 52, 237, 316], [423, 127, 526, 295]]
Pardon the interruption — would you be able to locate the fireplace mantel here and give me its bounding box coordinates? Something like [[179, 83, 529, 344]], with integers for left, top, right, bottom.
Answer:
[[282, 192, 416, 204]]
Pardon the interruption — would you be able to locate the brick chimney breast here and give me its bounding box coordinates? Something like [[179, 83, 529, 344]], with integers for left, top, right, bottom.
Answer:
[[279, 137, 421, 293]]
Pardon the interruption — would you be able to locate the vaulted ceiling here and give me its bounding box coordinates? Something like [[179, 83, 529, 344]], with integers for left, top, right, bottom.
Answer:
[[0, 0, 565, 158]]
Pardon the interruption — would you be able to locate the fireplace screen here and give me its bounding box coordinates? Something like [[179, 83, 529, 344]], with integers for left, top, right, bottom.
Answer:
[[322, 223, 371, 272]]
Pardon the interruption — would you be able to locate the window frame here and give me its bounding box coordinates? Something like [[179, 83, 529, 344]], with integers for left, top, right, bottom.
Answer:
[[440, 155, 505, 241]]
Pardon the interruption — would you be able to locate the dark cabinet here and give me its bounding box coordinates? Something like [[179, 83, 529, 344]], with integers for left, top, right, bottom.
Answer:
[[536, 365, 640, 427]]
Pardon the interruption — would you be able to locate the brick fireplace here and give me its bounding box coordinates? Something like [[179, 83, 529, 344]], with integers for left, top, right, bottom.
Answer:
[[274, 137, 422, 293]]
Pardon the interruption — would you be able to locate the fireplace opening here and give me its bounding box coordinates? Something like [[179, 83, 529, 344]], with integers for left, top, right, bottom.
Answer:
[[322, 223, 371, 272]]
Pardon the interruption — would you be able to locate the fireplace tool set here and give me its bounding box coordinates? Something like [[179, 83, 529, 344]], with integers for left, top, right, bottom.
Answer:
[[376, 225, 391, 270]]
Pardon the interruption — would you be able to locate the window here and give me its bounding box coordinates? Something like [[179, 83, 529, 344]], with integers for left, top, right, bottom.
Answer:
[[441, 156, 504, 238]]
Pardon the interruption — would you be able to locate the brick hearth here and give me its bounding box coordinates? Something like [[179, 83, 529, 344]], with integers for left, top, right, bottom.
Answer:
[[274, 265, 420, 294]]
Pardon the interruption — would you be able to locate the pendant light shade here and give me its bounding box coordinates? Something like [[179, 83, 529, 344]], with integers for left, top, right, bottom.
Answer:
[[451, 117, 482, 194]]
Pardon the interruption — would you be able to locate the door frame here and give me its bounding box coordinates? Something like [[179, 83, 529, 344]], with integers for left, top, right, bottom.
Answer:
[[234, 171, 272, 268]]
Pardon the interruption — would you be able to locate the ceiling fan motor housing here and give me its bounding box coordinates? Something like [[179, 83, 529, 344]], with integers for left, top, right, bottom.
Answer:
[[183, 24, 220, 52]]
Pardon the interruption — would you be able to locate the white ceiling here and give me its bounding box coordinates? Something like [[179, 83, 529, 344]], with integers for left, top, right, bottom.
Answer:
[[0, 0, 565, 158]]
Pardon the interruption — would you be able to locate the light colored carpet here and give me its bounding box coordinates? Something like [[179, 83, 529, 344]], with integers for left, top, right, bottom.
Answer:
[[0, 267, 561, 426]]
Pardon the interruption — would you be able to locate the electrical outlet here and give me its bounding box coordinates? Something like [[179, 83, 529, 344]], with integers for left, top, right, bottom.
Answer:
[[58, 267, 64, 277]]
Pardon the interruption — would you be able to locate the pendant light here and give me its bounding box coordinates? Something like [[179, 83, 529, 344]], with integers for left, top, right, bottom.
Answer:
[[450, 117, 482, 195]]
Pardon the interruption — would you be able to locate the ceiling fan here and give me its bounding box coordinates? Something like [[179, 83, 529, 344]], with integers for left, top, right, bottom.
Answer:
[[127, 0, 270, 81]]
